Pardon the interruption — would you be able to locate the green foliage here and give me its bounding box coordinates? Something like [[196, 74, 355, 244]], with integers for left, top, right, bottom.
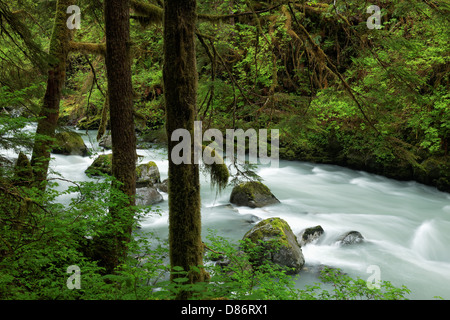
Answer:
[[1, 0, 448, 301], [0, 186, 413, 301], [0, 172, 155, 299], [305, 267, 411, 300], [131, 231, 412, 301]]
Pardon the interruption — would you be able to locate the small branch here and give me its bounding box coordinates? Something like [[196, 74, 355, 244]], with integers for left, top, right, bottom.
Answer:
[[203, 242, 225, 255]]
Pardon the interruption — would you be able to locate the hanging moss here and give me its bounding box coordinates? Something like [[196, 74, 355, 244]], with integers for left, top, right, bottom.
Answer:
[[201, 145, 229, 192]]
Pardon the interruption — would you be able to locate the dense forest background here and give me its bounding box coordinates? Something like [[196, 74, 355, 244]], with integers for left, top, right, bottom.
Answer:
[[0, 0, 449, 300], [2, 0, 449, 191]]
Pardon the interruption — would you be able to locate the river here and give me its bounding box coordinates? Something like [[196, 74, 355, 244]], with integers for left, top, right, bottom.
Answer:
[[7, 129, 450, 299]]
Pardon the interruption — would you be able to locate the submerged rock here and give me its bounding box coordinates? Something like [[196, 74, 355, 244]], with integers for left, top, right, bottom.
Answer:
[[53, 131, 89, 156], [243, 217, 305, 274], [336, 231, 364, 245], [241, 214, 262, 224], [298, 225, 324, 246], [230, 181, 280, 208]]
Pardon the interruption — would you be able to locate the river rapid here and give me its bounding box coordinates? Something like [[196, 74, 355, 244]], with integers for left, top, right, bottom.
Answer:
[[6, 129, 450, 299]]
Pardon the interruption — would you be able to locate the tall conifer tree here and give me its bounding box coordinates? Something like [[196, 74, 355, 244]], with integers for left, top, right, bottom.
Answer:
[[164, 0, 208, 299]]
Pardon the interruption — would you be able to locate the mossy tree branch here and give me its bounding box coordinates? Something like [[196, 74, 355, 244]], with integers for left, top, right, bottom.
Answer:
[[68, 41, 106, 56]]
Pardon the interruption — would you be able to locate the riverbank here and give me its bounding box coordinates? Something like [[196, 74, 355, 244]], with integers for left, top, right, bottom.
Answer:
[[278, 133, 450, 194]]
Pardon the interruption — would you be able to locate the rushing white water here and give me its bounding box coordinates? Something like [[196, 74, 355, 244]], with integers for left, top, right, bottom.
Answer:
[[6, 129, 450, 299]]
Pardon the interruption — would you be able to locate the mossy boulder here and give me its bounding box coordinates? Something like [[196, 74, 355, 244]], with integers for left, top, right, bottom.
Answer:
[[139, 127, 168, 144], [230, 181, 280, 208], [136, 161, 160, 188], [414, 157, 450, 193], [298, 225, 324, 247], [85, 157, 161, 184], [53, 131, 89, 156], [85, 154, 113, 176], [243, 217, 305, 274]]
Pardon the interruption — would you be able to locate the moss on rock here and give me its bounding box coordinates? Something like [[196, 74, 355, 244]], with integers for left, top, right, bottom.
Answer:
[[299, 225, 324, 247], [53, 131, 89, 156], [85, 154, 113, 176], [243, 217, 305, 274], [414, 156, 450, 193], [136, 161, 160, 187], [77, 116, 102, 130]]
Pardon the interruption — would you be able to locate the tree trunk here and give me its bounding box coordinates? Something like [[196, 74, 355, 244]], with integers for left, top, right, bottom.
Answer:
[[164, 0, 207, 299], [103, 0, 137, 273], [30, 0, 74, 188]]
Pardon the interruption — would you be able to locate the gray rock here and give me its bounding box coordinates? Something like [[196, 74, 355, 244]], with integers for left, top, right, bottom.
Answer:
[[98, 134, 112, 150], [241, 214, 262, 224], [135, 187, 163, 206], [136, 161, 161, 188], [336, 231, 364, 245], [156, 178, 168, 193]]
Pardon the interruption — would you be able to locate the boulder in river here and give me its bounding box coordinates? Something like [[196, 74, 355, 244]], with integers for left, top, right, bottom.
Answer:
[[242, 217, 305, 274], [136, 161, 160, 188], [53, 131, 89, 156], [230, 181, 280, 208], [85, 154, 112, 176], [298, 225, 324, 247], [98, 134, 112, 150], [85, 157, 161, 185], [336, 231, 364, 245], [156, 178, 168, 193], [135, 187, 163, 206]]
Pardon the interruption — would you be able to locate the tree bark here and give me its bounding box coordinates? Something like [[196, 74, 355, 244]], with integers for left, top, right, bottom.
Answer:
[[30, 0, 74, 188], [164, 0, 207, 299], [103, 0, 137, 273]]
